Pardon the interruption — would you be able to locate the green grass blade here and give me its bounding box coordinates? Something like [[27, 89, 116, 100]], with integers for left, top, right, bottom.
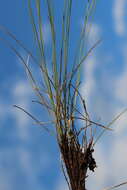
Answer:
[[79, 0, 96, 58], [35, 0, 46, 61], [59, 0, 67, 86], [28, 0, 56, 110], [70, 39, 101, 83], [0, 36, 53, 111], [46, 0, 58, 90], [66, 39, 101, 114], [61, 0, 72, 124], [63, 0, 72, 81], [28, 0, 43, 56]]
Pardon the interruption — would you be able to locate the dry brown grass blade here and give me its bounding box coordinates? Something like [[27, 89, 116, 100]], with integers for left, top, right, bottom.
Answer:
[[73, 116, 113, 131], [13, 105, 50, 132], [93, 108, 127, 146], [0, 25, 37, 63], [3, 0, 126, 190], [101, 181, 127, 190]]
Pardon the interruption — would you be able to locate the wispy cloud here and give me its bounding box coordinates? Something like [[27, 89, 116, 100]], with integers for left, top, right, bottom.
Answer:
[[114, 45, 127, 104], [80, 18, 127, 190], [111, 45, 127, 134], [87, 143, 110, 190], [13, 80, 32, 98], [0, 147, 49, 190], [1, 2, 127, 190], [113, 0, 126, 36], [81, 55, 96, 108], [81, 23, 102, 116], [0, 77, 56, 190], [11, 80, 33, 140], [43, 23, 51, 45], [17, 148, 49, 190], [87, 23, 101, 46], [0, 78, 34, 140]]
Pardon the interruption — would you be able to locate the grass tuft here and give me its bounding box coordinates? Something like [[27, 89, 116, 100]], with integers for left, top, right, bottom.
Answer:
[[1, 0, 127, 190]]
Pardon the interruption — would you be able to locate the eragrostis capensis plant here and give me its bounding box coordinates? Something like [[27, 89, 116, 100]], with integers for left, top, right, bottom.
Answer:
[[1, 0, 127, 190]]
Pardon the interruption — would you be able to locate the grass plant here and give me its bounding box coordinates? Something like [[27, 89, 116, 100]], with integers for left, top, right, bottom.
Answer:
[[1, 0, 127, 190]]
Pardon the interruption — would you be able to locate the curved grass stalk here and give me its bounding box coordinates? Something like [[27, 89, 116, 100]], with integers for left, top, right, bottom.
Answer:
[[63, 0, 72, 122], [13, 105, 51, 133], [46, 0, 58, 91], [69, 39, 102, 84], [79, 0, 96, 57], [69, 0, 96, 118], [2, 0, 127, 190], [29, 0, 56, 111], [0, 25, 37, 63], [101, 181, 127, 190], [93, 108, 127, 146]]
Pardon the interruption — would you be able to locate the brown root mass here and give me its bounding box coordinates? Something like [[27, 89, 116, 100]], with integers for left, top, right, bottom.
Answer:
[[59, 133, 96, 190]]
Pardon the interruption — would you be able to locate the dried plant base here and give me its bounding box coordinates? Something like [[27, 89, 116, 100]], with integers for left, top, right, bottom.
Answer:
[[60, 134, 96, 190]]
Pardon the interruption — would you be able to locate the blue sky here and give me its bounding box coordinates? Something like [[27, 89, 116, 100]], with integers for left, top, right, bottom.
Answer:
[[0, 0, 127, 190]]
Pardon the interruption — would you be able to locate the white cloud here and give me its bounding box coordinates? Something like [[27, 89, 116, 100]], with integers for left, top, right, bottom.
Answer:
[[111, 45, 127, 134], [0, 177, 11, 190], [0, 79, 34, 140], [114, 45, 127, 104], [113, 0, 126, 36], [79, 19, 127, 190], [0, 79, 53, 190], [0, 101, 8, 118], [12, 101, 30, 140], [110, 137, 127, 183], [87, 143, 109, 190], [43, 23, 51, 45], [81, 24, 101, 118], [18, 148, 46, 190], [11, 80, 33, 140], [87, 23, 101, 46], [110, 108, 127, 135], [55, 141, 127, 190], [87, 136, 127, 190], [80, 24, 101, 110], [2, 12, 127, 190], [81, 55, 96, 107], [0, 149, 18, 190], [13, 80, 32, 98], [0, 147, 47, 190], [114, 69, 127, 103], [81, 23, 101, 106]]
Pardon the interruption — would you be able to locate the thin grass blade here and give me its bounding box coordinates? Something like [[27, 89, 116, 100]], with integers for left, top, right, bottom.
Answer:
[[93, 108, 127, 146], [101, 181, 127, 190], [46, 0, 58, 90]]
